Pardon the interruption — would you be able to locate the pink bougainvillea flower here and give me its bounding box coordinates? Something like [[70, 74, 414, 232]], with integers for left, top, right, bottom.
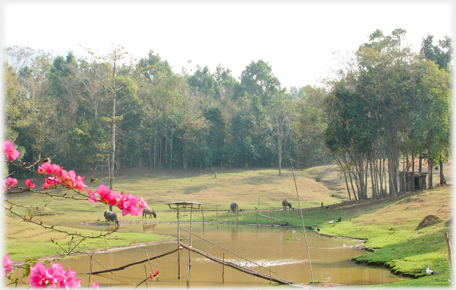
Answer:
[[4, 177, 18, 190], [87, 189, 101, 204], [3, 140, 20, 161], [28, 262, 52, 287], [28, 262, 81, 288], [139, 197, 148, 209], [118, 194, 142, 216], [149, 270, 160, 280], [3, 254, 14, 276], [38, 162, 61, 175], [26, 179, 35, 189], [91, 282, 100, 289], [61, 266, 81, 289]]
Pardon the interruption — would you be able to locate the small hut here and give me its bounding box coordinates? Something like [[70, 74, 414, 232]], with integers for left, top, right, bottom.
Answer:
[[399, 172, 427, 192], [414, 172, 427, 190]]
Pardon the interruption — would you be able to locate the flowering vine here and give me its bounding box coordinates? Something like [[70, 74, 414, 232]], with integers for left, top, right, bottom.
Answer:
[[3, 140, 153, 288]]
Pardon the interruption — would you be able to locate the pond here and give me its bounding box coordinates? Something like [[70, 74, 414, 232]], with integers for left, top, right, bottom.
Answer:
[[56, 222, 409, 288]]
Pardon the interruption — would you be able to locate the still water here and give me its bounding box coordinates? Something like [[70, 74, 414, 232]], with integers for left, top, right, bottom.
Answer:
[[55, 222, 408, 288]]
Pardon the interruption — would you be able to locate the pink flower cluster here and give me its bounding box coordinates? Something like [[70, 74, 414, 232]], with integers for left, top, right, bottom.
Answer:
[[38, 162, 87, 192], [88, 184, 148, 216], [26, 179, 36, 189], [3, 254, 14, 276], [3, 140, 148, 218], [28, 262, 81, 288], [4, 177, 18, 190], [3, 140, 20, 161], [149, 270, 160, 280]]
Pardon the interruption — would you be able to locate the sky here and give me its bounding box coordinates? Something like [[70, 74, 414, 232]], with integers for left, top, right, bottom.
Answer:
[[1, 1, 455, 90]]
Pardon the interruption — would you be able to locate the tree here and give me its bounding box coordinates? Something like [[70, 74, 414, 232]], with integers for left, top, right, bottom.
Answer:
[[411, 59, 451, 188], [239, 60, 281, 106], [420, 34, 452, 72], [293, 86, 331, 168], [85, 45, 132, 210], [4, 44, 38, 74], [204, 107, 226, 167], [269, 92, 294, 175]]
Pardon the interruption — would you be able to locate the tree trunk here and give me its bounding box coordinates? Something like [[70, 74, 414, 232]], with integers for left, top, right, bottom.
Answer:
[[278, 132, 282, 176], [153, 137, 157, 168], [428, 159, 434, 189], [440, 157, 446, 186], [170, 129, 173, 169], [109, 61, 117, 212], [164, 130, 168, 166], [419, 152, 422, 173], [411, 151, 415, 192]]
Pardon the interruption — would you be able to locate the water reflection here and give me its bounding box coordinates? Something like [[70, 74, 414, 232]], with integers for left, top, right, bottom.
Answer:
[[57, 224, 409, 287], [142, 223, 157, 233]]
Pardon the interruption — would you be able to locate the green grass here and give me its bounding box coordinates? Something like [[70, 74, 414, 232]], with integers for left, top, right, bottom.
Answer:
[[5, 215, 174, 261], [5, 164, 453, 286]]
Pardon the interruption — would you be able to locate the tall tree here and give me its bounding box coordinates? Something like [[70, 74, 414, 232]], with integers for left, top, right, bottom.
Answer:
[[85, 45, 131, 210], [269, 92, 294, 175]]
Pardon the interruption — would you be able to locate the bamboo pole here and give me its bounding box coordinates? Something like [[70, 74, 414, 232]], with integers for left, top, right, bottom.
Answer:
[[144, 265, 148, 288], [257, 197, 260, 227], [236, 208, 238, 225], [84, 248, 178, 274], [201, 206, 205, 229], [177, 207, 181, 279], [88, 255, 92, 287], [291, 158, 315, 287], [186, 256, 190, 288], [188, 205, 193, 285]]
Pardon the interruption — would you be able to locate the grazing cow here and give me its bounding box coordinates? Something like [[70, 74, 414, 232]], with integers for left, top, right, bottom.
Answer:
[[142, 208, 157, 219], [282, 199, 292, 210], [230, 202, 239, 213], [104, 210, 119, 225]]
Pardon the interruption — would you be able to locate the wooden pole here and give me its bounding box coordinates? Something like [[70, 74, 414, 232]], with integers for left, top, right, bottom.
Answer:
[[216, 205, 218, 230], [144, 265, 148, 288], [156, 256, 159, 282], [236, 208, 238, 225], [201, 206, 205, 229], [257, 197, 260, 228], [222, 251, 225, 284], [187, 205, 193, 285], [88, 254, 93, 287], [270, 210, 273, 227], [186, 256, 190, 288], [177, 207, 181, 279]]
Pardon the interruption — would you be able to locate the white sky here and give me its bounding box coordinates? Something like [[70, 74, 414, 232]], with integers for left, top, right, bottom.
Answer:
[[1, 1, 455, 89]]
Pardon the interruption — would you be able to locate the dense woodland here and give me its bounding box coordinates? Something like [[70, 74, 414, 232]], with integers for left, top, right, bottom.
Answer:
[[3, 29, 452, 201]]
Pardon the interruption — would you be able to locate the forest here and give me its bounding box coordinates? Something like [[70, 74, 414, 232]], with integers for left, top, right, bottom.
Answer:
[[3, 29, 452, 202]]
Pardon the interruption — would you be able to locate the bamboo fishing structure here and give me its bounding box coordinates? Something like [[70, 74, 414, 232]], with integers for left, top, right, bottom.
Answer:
[[180, 243, 292, 285], [166, 201, 203, 283]]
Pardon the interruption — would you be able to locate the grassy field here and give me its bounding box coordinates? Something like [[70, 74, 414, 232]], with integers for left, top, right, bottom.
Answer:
[[5, 163, 453, 286]]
